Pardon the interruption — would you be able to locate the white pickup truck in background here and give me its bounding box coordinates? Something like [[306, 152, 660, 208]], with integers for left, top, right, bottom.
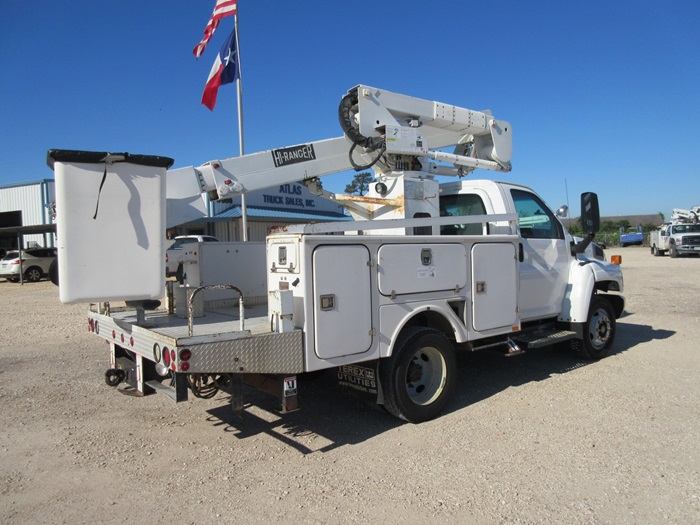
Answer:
[[649, 206, 700, 258]]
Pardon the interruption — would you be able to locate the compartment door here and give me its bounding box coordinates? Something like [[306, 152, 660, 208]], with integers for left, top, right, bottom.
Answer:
[[313, 245, 372, 359], [471, 243, 519, 331]]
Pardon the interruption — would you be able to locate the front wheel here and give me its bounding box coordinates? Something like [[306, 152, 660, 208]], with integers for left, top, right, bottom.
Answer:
[[379, 327, 456, 423], [575, 296, 616, 360]]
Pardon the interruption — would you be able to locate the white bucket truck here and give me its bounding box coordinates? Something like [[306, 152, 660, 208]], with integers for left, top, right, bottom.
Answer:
[[48, 85, 624, 423], [649, 206, 700, 258]]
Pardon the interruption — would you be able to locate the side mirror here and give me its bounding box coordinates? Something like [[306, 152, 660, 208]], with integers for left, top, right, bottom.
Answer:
[[572, 192, 600, 255], [580, 192, 600, 235], [556, 205, 569, 218]]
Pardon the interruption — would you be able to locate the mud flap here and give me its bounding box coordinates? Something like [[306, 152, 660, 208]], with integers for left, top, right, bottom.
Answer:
[[336, 360, 383, 405]]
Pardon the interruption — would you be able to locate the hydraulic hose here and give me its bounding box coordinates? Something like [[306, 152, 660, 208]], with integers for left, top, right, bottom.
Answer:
[[338, 88, 386, 170], [338, 89, 383, 151]]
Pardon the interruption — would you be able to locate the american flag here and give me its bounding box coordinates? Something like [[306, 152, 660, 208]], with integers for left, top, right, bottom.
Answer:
[[193, 0, 238, 59]]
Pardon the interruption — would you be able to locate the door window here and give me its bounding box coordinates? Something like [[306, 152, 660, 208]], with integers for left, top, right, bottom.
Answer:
[[511, 189, 563, 239]]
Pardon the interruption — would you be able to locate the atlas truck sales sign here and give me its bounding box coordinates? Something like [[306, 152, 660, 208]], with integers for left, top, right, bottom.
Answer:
[[212, 182, 346, 216], [261, 184, 318, 209]]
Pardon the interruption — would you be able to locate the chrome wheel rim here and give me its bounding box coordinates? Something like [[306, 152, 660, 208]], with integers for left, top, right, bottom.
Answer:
[[405, 346, 447, 406]]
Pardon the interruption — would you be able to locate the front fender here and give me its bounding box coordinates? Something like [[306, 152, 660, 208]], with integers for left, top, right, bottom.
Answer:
[[559, 260, 624, 323]]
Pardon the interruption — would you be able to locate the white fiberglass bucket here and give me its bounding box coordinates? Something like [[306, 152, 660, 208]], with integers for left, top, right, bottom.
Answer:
[[48, 150, 173, 304]]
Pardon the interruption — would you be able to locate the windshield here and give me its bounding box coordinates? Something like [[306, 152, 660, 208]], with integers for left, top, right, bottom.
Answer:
[[671, 224, 700, 234], [170, 237, 218, 249], [170, 238, 198, 249]]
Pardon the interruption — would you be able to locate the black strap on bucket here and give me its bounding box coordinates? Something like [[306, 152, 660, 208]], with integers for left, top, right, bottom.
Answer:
[[92, 154, 126, 220]]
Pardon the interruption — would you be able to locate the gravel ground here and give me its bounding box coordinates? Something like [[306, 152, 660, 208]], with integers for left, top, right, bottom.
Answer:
[[1, 247, 699, 524]]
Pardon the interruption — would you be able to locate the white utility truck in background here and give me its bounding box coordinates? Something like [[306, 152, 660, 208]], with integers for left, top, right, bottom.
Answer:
[[48, 85, 624, 423], [649, 206, 700, 258]]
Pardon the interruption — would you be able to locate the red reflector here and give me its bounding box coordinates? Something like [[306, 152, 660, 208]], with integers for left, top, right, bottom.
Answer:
[[112, 330, 116, 339], [179, 349, 192, 361], [163, 347, 171, 366], [170, 349, 176, 363], [180, 362, 190, 372], [130, 337, 134, 346], [120, 334, 125, 343]]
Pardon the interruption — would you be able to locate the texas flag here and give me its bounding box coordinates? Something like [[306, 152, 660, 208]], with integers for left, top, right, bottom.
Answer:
[[201, 29, 240, 111]]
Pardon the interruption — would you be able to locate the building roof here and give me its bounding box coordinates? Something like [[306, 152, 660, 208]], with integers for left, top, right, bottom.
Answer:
[[600, 214, 664, 226], [563, 213, 664, 228], [0, 179, 54, 190]]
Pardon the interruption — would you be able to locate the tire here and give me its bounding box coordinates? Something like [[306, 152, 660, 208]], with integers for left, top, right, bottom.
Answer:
[[24, 266, 42, 282], [652, 245, 661, 257], [104, 368, 125, 387], [379, 327, 456, 423], [670, 246, 678, 258], [49, 258, 59, 286], [574, 296, 616, 360]]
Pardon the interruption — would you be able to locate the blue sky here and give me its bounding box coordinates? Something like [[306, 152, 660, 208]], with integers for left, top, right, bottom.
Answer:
[[1, 0, 698, 219]]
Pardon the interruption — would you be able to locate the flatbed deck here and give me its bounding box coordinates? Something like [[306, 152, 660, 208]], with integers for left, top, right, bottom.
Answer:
[[103, 303, 272, 342]]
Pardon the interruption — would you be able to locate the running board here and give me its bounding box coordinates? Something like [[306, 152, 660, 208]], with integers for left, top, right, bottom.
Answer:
[[512, 328, 578, 349]]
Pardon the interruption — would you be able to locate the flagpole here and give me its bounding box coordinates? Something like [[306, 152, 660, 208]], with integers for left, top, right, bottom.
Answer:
[[234, 14, 248, 242]]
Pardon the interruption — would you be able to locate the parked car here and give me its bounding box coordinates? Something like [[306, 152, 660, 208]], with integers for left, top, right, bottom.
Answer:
[[165, 235, 219, 277], [0, 247, 57, 282]]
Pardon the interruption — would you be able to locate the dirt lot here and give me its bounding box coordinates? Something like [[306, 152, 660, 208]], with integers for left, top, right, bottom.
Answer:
[[1, 247, 699, 524]]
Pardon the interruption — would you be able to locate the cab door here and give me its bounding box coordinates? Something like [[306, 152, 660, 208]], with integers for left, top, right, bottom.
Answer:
[[510, 189, 570, 321]]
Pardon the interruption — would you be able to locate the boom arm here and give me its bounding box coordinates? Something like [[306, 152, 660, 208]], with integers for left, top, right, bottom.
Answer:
[[166, 85, 512, 226], [671, 207, 700, 224]]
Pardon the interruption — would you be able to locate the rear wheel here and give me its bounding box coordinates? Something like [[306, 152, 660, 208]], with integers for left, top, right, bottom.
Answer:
[[24, 266, 42, 282], [380, 327, 456, 423]]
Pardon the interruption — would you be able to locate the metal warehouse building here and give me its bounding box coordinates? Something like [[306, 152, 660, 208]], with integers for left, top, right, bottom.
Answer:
[[1, 178, 347, 253], [0, 180, 56, 253]]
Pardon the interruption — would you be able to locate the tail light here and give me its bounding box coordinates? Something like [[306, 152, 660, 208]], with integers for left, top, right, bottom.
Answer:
[[163, 347, 171, 366], [178, 349, 192, 372]]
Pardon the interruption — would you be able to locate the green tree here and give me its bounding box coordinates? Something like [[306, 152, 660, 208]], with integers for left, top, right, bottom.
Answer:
[[568, 219, 583, 235], [616, 220, 631, 231], [601, 221, 616, 232], [344, 172, 374, 196]]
